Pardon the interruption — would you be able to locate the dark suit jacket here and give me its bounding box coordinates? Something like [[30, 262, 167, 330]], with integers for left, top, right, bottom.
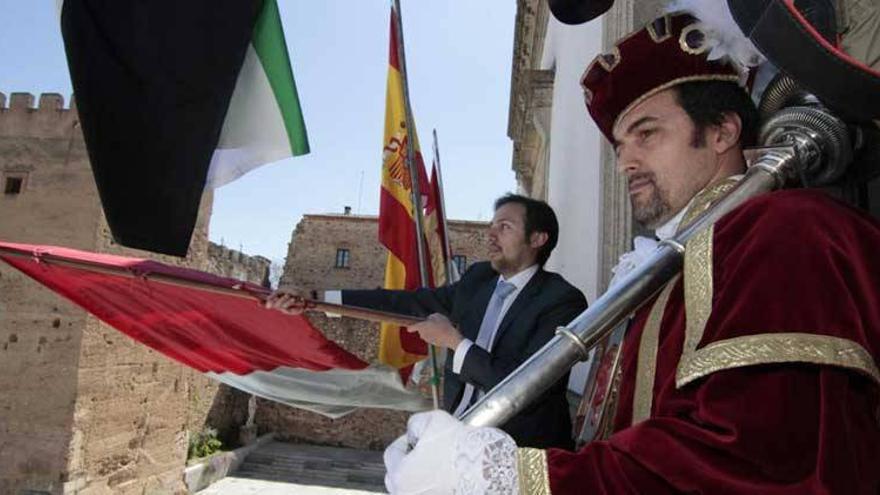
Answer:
[[342, 261, 588, 450]]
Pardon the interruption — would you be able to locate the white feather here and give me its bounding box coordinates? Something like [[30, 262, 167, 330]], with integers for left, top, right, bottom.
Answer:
[[666, 0, 766, 70]]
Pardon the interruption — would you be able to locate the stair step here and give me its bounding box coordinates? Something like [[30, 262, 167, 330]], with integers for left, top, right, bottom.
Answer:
[[230, 441, 388, 491]]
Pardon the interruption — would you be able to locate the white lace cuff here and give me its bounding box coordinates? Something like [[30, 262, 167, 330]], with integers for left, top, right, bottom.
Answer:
[[453, 426, 519, 494]]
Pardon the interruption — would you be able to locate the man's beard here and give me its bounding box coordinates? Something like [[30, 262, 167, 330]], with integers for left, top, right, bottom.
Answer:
[[489, 251, 514, 274], [630, 174, 671, 228]]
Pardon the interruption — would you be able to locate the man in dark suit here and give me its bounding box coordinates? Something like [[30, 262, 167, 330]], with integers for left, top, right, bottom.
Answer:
[[268, 194, 587, 449]]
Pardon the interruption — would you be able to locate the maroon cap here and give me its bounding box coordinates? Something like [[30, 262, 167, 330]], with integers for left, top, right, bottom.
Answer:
[[581, 13, 742, 141]]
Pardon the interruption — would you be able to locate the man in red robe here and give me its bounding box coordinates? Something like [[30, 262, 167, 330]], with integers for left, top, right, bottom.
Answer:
[[382, 10, 880, 495]]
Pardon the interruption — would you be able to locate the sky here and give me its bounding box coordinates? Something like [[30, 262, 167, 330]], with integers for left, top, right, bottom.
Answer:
[[0, 1, 518, 262]]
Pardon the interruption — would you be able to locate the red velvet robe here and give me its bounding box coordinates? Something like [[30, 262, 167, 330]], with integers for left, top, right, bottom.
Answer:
[[546, 189, 880, 494]]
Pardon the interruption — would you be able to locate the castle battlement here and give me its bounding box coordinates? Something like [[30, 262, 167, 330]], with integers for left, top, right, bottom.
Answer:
[[0, 92, 76, 112], [207, 242, 272, 286], [0, 92, 80, 139]]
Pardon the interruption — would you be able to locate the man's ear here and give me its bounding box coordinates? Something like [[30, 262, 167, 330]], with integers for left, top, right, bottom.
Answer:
[[711, 112, 743, 154], [530, 231, 549, 249]]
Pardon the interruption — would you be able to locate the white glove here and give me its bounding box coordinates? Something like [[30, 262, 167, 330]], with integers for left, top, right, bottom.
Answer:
[[384, 410, 519, 494]]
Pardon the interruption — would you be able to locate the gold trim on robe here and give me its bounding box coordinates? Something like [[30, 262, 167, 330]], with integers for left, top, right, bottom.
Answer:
[[677, 332, 880, 387], [516, 448, 551, 495], [673, 177, 880, 387], [675, 178, 738, 386], [632, 276, 679, 425]]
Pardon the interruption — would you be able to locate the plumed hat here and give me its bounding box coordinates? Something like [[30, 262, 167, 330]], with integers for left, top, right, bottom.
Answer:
[[581, 12, 751, 141]]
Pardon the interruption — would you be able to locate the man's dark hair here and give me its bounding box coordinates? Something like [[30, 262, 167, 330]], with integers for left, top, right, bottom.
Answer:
[[673, 80, 760, 148], [494, 194, 559, 266]]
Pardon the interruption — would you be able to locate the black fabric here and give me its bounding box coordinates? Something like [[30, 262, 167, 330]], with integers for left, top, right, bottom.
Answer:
[[728, 0, 880, 121], [343, 262, 588, 450], [61, 0, 262, 256], [548, 0, 614, 25]]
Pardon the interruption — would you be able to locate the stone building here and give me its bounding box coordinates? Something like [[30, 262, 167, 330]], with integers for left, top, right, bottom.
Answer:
[[258, 211, 489, 450], [0, 92, 267, 494]]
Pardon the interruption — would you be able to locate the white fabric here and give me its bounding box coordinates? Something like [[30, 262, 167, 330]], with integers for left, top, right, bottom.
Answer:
[[206, 45, 293, 189], [607, 201, 690, 290], [452, 280, 517, 417], [324, 290, 342, 305], [384, 410, 518, 495], [452, 265, 538, 374], [208, 364, 430, 419], [452, 338, 475, 373], [323, 290, 342, 317]]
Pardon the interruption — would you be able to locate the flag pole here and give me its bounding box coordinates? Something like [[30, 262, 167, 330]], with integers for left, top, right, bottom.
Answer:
[[391, 0, 442, 409], [432, 129, 456, 284]]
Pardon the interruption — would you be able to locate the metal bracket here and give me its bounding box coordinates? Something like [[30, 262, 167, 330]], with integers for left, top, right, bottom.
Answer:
[[556, 326, 589, 360]]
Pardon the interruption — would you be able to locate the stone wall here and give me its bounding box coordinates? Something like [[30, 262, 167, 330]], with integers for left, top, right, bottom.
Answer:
[[0, 93, 261, 494], [0, 92, 101, 494], [207, 243, 271, 287], [259, 212, 489, 450]]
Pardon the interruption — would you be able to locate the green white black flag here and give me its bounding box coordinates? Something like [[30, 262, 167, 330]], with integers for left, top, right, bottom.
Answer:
[[61, 0, 309, 256], [208, 0, 309, 188]]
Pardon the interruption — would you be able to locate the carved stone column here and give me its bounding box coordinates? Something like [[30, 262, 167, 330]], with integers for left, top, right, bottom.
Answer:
[[508, 0, 553, 199]]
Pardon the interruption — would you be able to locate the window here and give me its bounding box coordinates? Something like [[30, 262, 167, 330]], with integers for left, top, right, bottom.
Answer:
[[452, 255, 467, 275], [3, 175, 25, 195], [334, 248, 350, 268]]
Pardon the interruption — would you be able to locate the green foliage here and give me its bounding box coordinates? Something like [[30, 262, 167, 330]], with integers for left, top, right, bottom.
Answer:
[[188, 426, 223, 460]]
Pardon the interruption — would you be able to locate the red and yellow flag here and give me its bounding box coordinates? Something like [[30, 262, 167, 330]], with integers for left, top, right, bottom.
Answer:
[[378, 7, 431, 369], [424, 163, 449, 288]]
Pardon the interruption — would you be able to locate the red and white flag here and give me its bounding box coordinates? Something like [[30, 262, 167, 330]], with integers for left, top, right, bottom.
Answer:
[[0, 241, 429, 418]]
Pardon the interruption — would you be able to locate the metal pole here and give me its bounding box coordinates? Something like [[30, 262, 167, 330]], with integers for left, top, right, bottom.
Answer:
[[432, 128, 457, 283], [392, 0, 442, 409]]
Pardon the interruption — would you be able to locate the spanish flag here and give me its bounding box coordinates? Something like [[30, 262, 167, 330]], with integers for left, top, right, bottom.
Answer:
[[378, 6, 431, 369]]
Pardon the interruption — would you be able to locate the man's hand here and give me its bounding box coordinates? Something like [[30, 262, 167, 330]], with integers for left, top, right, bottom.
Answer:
[[264, 288, 309, 315], [406, 313, 463, 350], [384, 410, 519, 494]]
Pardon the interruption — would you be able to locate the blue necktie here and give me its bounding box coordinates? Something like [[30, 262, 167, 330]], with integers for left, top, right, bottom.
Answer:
[[453, 280, 516, 416]]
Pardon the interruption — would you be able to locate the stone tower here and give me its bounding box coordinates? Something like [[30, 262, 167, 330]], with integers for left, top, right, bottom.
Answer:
[[0, 92, 234, 494]]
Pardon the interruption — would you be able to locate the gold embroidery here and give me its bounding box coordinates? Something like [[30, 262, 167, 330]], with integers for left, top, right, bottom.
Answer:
[[579, 13, 727, 96], [676, 178, 739, 385], [517, 448, 551, 495], [597, 47, 622, 72], [632, 276, 679, 425], [676, 333, 880, 387], [646, 15, 672, 43], [683, 215, 713, 357], [679, 24, 711, 55]]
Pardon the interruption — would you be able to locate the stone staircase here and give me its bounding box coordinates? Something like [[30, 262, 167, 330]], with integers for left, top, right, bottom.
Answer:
[[232, 441, 386, 493]]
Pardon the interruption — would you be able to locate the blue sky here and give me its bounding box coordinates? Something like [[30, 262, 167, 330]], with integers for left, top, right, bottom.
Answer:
[[0, 1, 518, 261]]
